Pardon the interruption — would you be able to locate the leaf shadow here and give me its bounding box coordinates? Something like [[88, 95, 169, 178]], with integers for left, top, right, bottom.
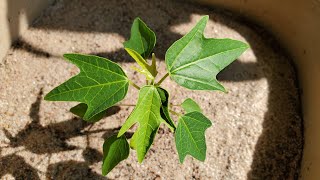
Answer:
[[1, 88, 121, 179], [0, 153, 41, 180], [12, 38, 54, 58], [45, 147, 108, 180]]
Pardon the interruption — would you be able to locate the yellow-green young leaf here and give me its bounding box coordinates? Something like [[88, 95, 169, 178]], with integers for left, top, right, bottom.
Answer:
[[156, 87, 176, 131], [130, 65, 153, 80], [44, 54, 129, 120], [181, 98, 202, 113], [102, 135, 129, 176], [124, 17, 156, 59], [118, 86, 164, 163], [125, 48, 157, 79], [70, 103, 105, 122], [175, 112, 212, 163], [165, 16, 249, 92]]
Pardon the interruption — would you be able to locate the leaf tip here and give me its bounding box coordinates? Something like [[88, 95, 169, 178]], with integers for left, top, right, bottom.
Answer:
[[116, 133, 122, 138], [43, 92, 54, 101], [43, 94, 50, 101], [214, 82, 227, 93], [62, 53, 74, 59], [137, 153, 146, 164], [220, 87, 228, 93], [117, 129, 125, 138], [202, 15, 209, 21], [199, 158, 206, 162], [124, 48, 138, 58], [238, 41, 250, 52], [197, 15, 209, 26], [134, 17, 142, 22], [101, 170, 107, 176], [178, 155, 186, 164]]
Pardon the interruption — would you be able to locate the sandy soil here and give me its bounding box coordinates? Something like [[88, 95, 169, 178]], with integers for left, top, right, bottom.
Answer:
[[0, 0, 303, 179]]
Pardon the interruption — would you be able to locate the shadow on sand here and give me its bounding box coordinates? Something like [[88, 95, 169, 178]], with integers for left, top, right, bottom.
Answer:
[[0, 88, 123, 179]]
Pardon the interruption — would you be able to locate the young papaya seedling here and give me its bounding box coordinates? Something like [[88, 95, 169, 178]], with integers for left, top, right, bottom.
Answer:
[[44, 15, 249, 175]]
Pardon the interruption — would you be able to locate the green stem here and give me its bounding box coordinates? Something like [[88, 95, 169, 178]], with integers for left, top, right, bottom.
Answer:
[[129, 80, 140, 90], [151, 53, 156, 71], [86, 124, 95, 146], [169, 109, 182, 116], [156, 73, 169, 85]]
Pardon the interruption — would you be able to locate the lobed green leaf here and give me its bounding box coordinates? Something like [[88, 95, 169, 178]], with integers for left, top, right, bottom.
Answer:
[[175, 111, 212, 163], [118, 86, 164, 163], [165, 15, 249, 92], [44, 54, 129, 120]]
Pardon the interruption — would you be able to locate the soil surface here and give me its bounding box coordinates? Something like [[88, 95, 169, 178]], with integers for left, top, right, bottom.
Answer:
[[0, 0, 303, 179]]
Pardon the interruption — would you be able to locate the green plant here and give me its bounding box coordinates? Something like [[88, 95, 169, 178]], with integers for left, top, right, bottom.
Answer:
[[44, 15, 249, 175]]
